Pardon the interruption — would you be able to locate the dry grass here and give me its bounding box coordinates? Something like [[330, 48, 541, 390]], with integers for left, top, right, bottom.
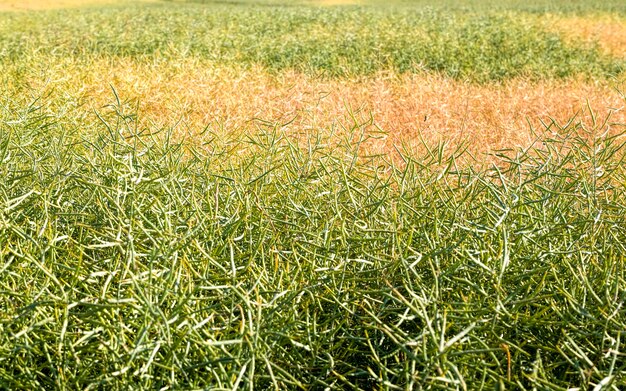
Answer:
[[544, 13, 626, 58], [21, 58, 626, 157]]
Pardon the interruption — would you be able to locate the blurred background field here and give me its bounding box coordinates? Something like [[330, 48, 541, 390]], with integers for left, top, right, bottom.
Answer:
[[2, 0, 625, 153]]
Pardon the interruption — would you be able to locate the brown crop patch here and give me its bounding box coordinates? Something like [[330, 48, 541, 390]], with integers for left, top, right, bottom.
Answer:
[[17, 58, 626, 159], [543, 13, 626, 58]]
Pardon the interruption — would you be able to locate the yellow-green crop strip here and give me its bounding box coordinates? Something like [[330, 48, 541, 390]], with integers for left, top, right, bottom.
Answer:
[[1, 0, 626, 389]]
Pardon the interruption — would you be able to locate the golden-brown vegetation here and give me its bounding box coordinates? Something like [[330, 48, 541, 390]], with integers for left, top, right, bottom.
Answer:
[[23, 59, 625, 156], [544, 13, 626, 58]]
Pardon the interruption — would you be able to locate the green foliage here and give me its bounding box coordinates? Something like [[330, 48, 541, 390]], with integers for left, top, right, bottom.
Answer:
[[2, 1, 626, 388], [0, 2, 623, 81], [1, 91, 626, 389]]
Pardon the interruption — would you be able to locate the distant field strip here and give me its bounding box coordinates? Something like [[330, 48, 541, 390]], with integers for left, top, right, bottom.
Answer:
[[166, 0, 626, 13], [0, 0, 141, 11], [1, 4, 623, 81], [316, 0, 361, 5]]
